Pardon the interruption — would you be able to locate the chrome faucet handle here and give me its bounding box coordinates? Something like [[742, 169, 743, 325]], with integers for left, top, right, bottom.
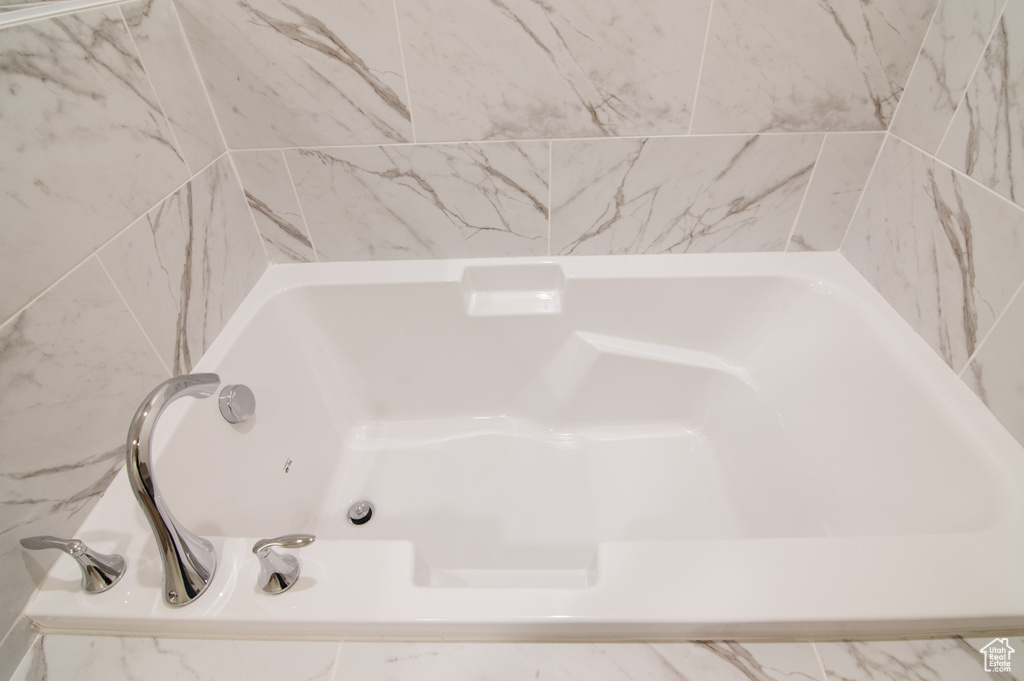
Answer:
[[21, 536, 126, 594], [252, 534, 315, 595]]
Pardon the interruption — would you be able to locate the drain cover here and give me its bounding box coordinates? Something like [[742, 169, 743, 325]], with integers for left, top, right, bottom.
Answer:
[[347, 501, 374, 525]]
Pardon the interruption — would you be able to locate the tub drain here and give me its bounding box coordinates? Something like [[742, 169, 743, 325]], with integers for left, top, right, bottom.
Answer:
[[348, 501, 374, 525]]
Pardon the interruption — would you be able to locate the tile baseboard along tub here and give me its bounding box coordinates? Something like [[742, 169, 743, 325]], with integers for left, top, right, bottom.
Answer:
[[10, 636, 1024, 681]]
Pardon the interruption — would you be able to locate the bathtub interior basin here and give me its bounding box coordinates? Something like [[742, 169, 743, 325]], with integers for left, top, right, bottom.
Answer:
[[25, 253, 1024, 639]]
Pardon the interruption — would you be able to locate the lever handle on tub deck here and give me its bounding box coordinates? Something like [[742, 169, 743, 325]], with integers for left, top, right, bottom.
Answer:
[[253, 534, 316, 595], [20, 536, 126, 594]]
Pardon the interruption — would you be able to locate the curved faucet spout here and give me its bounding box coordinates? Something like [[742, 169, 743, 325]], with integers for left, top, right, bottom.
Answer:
[[126, 373, 220, 607]]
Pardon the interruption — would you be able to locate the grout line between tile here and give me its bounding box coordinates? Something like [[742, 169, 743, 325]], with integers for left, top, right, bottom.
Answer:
[[0, 620, 24, 657], [783, 133, 827, 251], [836, 132, 891, 253], [0, 152, 226, 332], [0, 616, 38, 681], [885, 0, 942, 137], [118, 4, 192, 177], [890, 130, 1024, 215], [0, 257, 88, 334], [329, 641, 345, 681], [934, 0, 1011, 156], [281, 149, 321, 263], [839, 129, 1024, 377], [94, 253, 173, 378], [97, 153, 223, 248], [0, 0, 135, 31], [957, 276, 1024, 378], [166, 0, 231, 154], [687, 0, 716, 136], [224, 150, 273, 267], [391, 0, 417, 144], [811, 642, 830, 681], [547, 140, 553, 256], [222, 129, 886, 155]]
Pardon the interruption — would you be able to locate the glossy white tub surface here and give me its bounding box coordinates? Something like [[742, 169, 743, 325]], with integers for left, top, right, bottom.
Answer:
[[26, 253, 1024, 639]]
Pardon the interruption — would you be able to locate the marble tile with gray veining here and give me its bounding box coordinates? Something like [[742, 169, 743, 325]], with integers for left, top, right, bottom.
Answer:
[[938, 0, 1024, 208], [397, 0, 710, 142], [120, 0, 225, 173], [964, 288, 1024, 446], [99, 155, 267, 375], [816, 639, 1005, 681], [843, 135, 1024, 373], [172, 0, 411, 149], [287, 141, 549, 261], [658, 642, 826, 681], [8, 635, 339, 681], [334, 641, 823, 681], [0, 7, 190, 325], [789, 132, 885, 252], [551, 134, 822, 256], [889, 0, 1007, 154], [232, 150, 317, 264], [0, 258, 168, 644], [692, 0, 937, 133]]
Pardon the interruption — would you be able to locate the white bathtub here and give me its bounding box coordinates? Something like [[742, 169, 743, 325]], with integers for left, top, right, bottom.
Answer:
[[26, 253, 1024, 639]]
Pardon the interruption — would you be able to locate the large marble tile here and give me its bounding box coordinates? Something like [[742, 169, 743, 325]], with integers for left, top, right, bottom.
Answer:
[[0, 7, 190, 324], [964, 288, 1024, 444], [334, 641, 823, 681], [938, 1, 1024, 208], [233, 150, 317, 264], [172, 0, 411, 149], [816, 640, 997, 681], [397, 0, 710, 142], [121, 0, 225, 173], [843, 136, 1024, 372], [789, 132, 885, 252], [0, 258, 168, 645], [550, 134, 822, 255], [692, 0, 937, 133], [100, 155, 267, 375], [889, 0, 1007, 154], [287, 141, 550, 260], [9, 636, 339, 681]]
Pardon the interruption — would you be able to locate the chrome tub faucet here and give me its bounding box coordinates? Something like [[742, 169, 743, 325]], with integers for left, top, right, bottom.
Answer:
[[125, 373, 220, 607]]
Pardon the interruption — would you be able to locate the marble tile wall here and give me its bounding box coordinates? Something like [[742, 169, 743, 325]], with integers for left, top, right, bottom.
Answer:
[[173, 0, 939, 262], [0, 0, 265, 671], [844, 0, 1024, 445]]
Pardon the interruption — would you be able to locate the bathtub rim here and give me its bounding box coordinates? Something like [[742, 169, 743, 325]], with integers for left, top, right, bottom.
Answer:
[[23, 251, 1024, 640]]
